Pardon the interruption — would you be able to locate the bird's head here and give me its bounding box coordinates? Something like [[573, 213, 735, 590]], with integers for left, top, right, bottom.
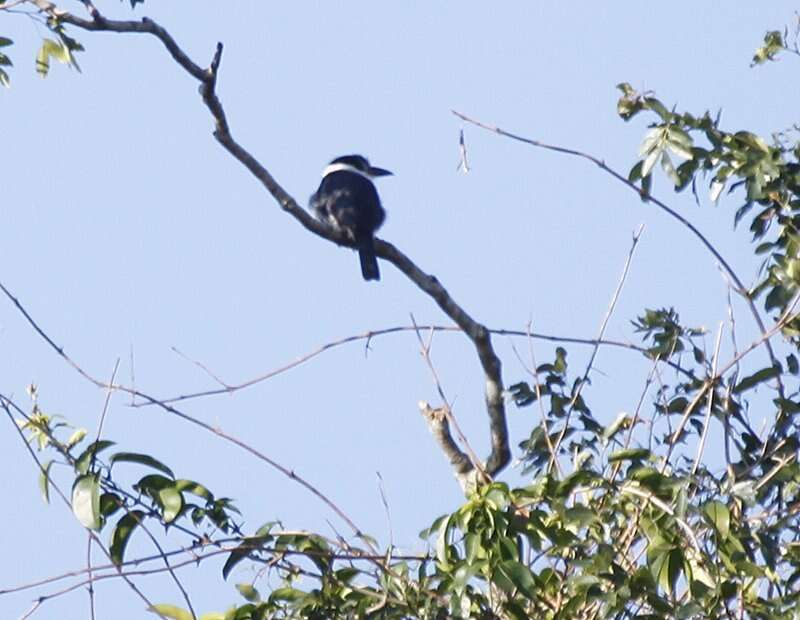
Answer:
[[325, 154, 393, 178]]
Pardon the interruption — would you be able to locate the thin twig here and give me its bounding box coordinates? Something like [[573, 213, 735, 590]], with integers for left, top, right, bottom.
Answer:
[[147, 324, 693, 407], [134, 517, 197, 620], [1, 538, 426, 597], [519, 320, 561, 476], [691, 322, 724, 476], [91, 359, 119, 469], [609, 358, 661, 485], [663, 302, 800, 468], [171, 346, 229, 389], [411, 314, 487, 484], [550, 225, 645, 470], [375, 472, 394, 551], [620, 484, 702, 554], [86, 534, 95, 620]]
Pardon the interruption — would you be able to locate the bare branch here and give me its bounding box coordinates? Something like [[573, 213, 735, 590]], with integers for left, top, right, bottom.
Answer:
[[691, 322, 725, 476], [91, 360, 119, 472], [48, 2, 511, 476], [550, 225, 644, 469], [418, 402, 473, 488], [144, 324, 693, 407], [171, 346, 229, 390], [134, 516, 197, 620], [506, 322, 561, 476], [411, 315, 487, 486], [86, 534, 95, 620]]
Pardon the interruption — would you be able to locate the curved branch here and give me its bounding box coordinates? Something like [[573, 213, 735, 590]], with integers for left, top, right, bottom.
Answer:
[[52, 5, 511, 475], [452, 110, 786, 402]]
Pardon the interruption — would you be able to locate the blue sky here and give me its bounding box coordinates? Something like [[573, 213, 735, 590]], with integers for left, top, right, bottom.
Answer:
[[2, 2, 799, 617]]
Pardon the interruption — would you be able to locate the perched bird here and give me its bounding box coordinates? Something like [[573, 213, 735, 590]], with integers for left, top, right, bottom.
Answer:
[[310, 154, 392, 281]]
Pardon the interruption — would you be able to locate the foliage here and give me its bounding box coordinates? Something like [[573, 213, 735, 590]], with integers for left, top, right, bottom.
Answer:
[[4, 4, 800, 619]]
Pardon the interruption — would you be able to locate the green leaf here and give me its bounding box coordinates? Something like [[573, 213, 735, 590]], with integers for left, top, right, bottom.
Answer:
[[39, 460, 53, 504], [147, 604, 193, 620], [269, 587, 306, 602], [666, 396, 689, 414], [616, 82, 643, 120], [554, 346, 568, 373], [703, 500, 730, 539], [493, 560, 538, 600], [135, 473, 174, 495], [71, 473, 102, 530], [608, 448, 650, 463], [602, 411, 631, 442], [110, 510, 145, 566], [158, 486, 183, 523], [752, 30, 784, 65], [639, 127, 663, 157], [464, 532, 481, 564], [0, 37, 13, 47], [734, 130, 770, 154], [660, 151, 681, 186], [644, 97, 670, 121], [628, 160, 644, 183], [563, 504, 597, 529], [48, 39, 70, 64], [174, 479, 213, 501], [222, 536, 268, 580], [334, 567, 360, 583], [787, 354, 799, 375], [35, 39, 54, 77], [650, 547, 683, 596], [110, 452, 175, 478], [709, 179, 725, 203], [235, 583, 261, 602], [733, 365, 780, 393], [435, 514, 453, 568], [0, 68, 9, 88], [34, 37, 77, 78], [555, 470, 600, 497], [66, 428, 87, 449], [641, 146, 662, 178], [640, 172, 652, 198], [253, 521, 278, 538], [99, 492, 122, 517], [75, 440, 116, 475]]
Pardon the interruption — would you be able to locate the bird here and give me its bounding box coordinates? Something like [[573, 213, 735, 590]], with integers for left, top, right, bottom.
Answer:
[[310, 154, 392, 281]]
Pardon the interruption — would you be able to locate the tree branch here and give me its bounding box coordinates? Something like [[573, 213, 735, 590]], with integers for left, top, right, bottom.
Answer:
[[144, 324, 692, 407], [49, 4, 511, 475]]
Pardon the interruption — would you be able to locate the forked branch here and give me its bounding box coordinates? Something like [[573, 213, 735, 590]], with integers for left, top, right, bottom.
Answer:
[[37, 3, 511, 478]]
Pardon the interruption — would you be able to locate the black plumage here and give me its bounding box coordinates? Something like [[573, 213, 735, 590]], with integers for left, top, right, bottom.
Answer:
[[310, 155, 391, 281]]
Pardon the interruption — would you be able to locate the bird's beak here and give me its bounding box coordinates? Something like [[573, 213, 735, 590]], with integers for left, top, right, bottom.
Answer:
[[368, 166, 393, 177]]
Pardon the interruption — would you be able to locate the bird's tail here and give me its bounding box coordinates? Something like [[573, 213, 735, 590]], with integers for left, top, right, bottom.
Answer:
[[358, 237, 380, 281]]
